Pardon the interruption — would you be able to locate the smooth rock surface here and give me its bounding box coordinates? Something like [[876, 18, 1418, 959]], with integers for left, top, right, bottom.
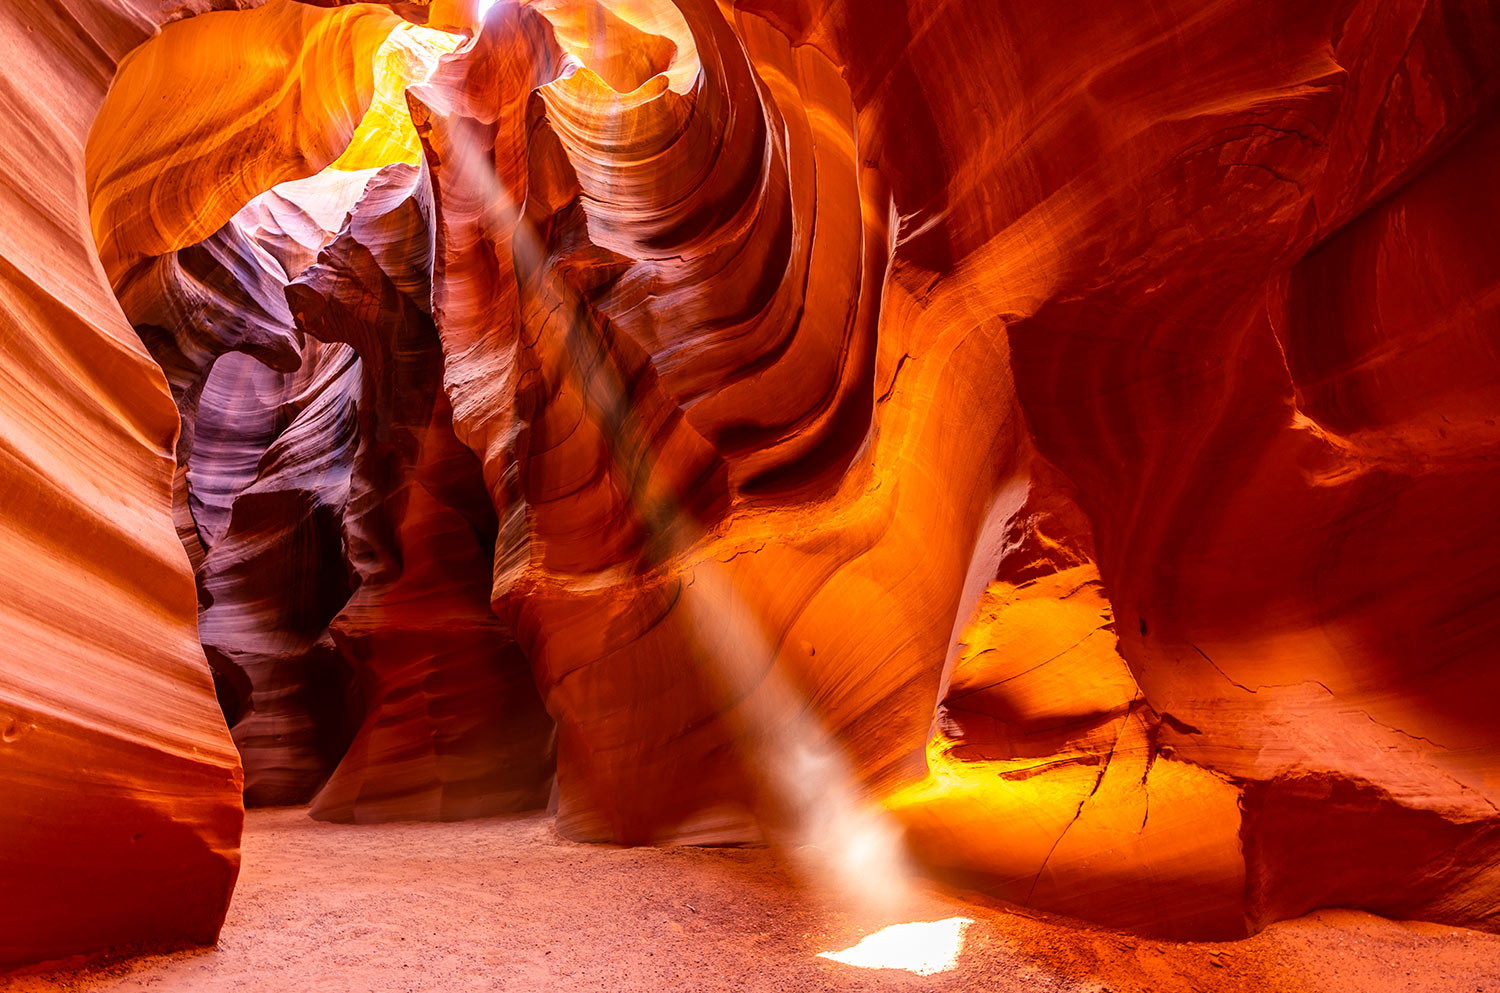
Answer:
[[2, 0, 1498, 973]]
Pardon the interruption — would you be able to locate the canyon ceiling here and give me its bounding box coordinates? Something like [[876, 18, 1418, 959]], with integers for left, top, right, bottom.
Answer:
[[1, 0, 1498, 973]]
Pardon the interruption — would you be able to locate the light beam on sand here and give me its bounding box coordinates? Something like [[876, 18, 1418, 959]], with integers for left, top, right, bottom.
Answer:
[[440, 38, 917, 916], [818, 917, 974, 976]]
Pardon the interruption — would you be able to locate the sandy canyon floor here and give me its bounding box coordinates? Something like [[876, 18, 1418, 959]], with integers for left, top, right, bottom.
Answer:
[[4, 808, 1498, 993]]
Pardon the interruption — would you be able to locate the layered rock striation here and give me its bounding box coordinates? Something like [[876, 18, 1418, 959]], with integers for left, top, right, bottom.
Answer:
[[1, 0, 1498, 972]]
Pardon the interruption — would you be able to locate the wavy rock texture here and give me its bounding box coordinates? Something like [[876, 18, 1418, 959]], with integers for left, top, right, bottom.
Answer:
[[810, 0, 1500, 937], [0, 0, 239, 973], [3, 0, 1499, 973], [402, 0, 1500, 938], [286, 163, 555, 821], [86, 0, 402, 282], [0, 0, 402, 971], [120, 57, 557, 817]]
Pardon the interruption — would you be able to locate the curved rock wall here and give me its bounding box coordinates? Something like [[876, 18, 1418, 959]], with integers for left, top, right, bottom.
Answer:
[[2, 0, 1498, 971], [0, 0, 399, 970], [0, 0, 244, 972], [419, 0, 1500, 936], [810, 0, 1500, 935]]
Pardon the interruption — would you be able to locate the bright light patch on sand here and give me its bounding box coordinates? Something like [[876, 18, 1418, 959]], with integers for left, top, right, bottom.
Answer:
[[817, 917, 973, 976]]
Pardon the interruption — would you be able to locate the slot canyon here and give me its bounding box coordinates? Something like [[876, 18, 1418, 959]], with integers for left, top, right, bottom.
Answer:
[[1, 0, 1498, 989]]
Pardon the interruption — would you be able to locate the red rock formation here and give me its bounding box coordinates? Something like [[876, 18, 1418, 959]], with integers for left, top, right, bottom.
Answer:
[[286, 163, 555, 821], [829, 0, 1500, 936], [410, 0, 1500, 937], [0, 0, 237, 973], [0, 0, 394, 970], [195, 337, 365, 806], [2, 0, 1499, 973]]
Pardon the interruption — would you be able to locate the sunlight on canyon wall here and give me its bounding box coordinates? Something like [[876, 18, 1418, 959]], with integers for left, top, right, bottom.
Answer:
[[0, 0, 1498, 973]]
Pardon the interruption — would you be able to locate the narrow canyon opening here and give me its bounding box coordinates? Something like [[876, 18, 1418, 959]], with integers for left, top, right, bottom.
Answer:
[[89, 4, 554, 823]]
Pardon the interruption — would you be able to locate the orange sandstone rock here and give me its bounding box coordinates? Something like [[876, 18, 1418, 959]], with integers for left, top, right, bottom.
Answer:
[[3, 0, 1500, 973], [0, 0, 247, 973]]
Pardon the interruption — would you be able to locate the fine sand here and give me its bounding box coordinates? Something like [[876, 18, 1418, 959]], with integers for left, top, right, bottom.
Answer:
[[5, 807, 1499, 992]]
